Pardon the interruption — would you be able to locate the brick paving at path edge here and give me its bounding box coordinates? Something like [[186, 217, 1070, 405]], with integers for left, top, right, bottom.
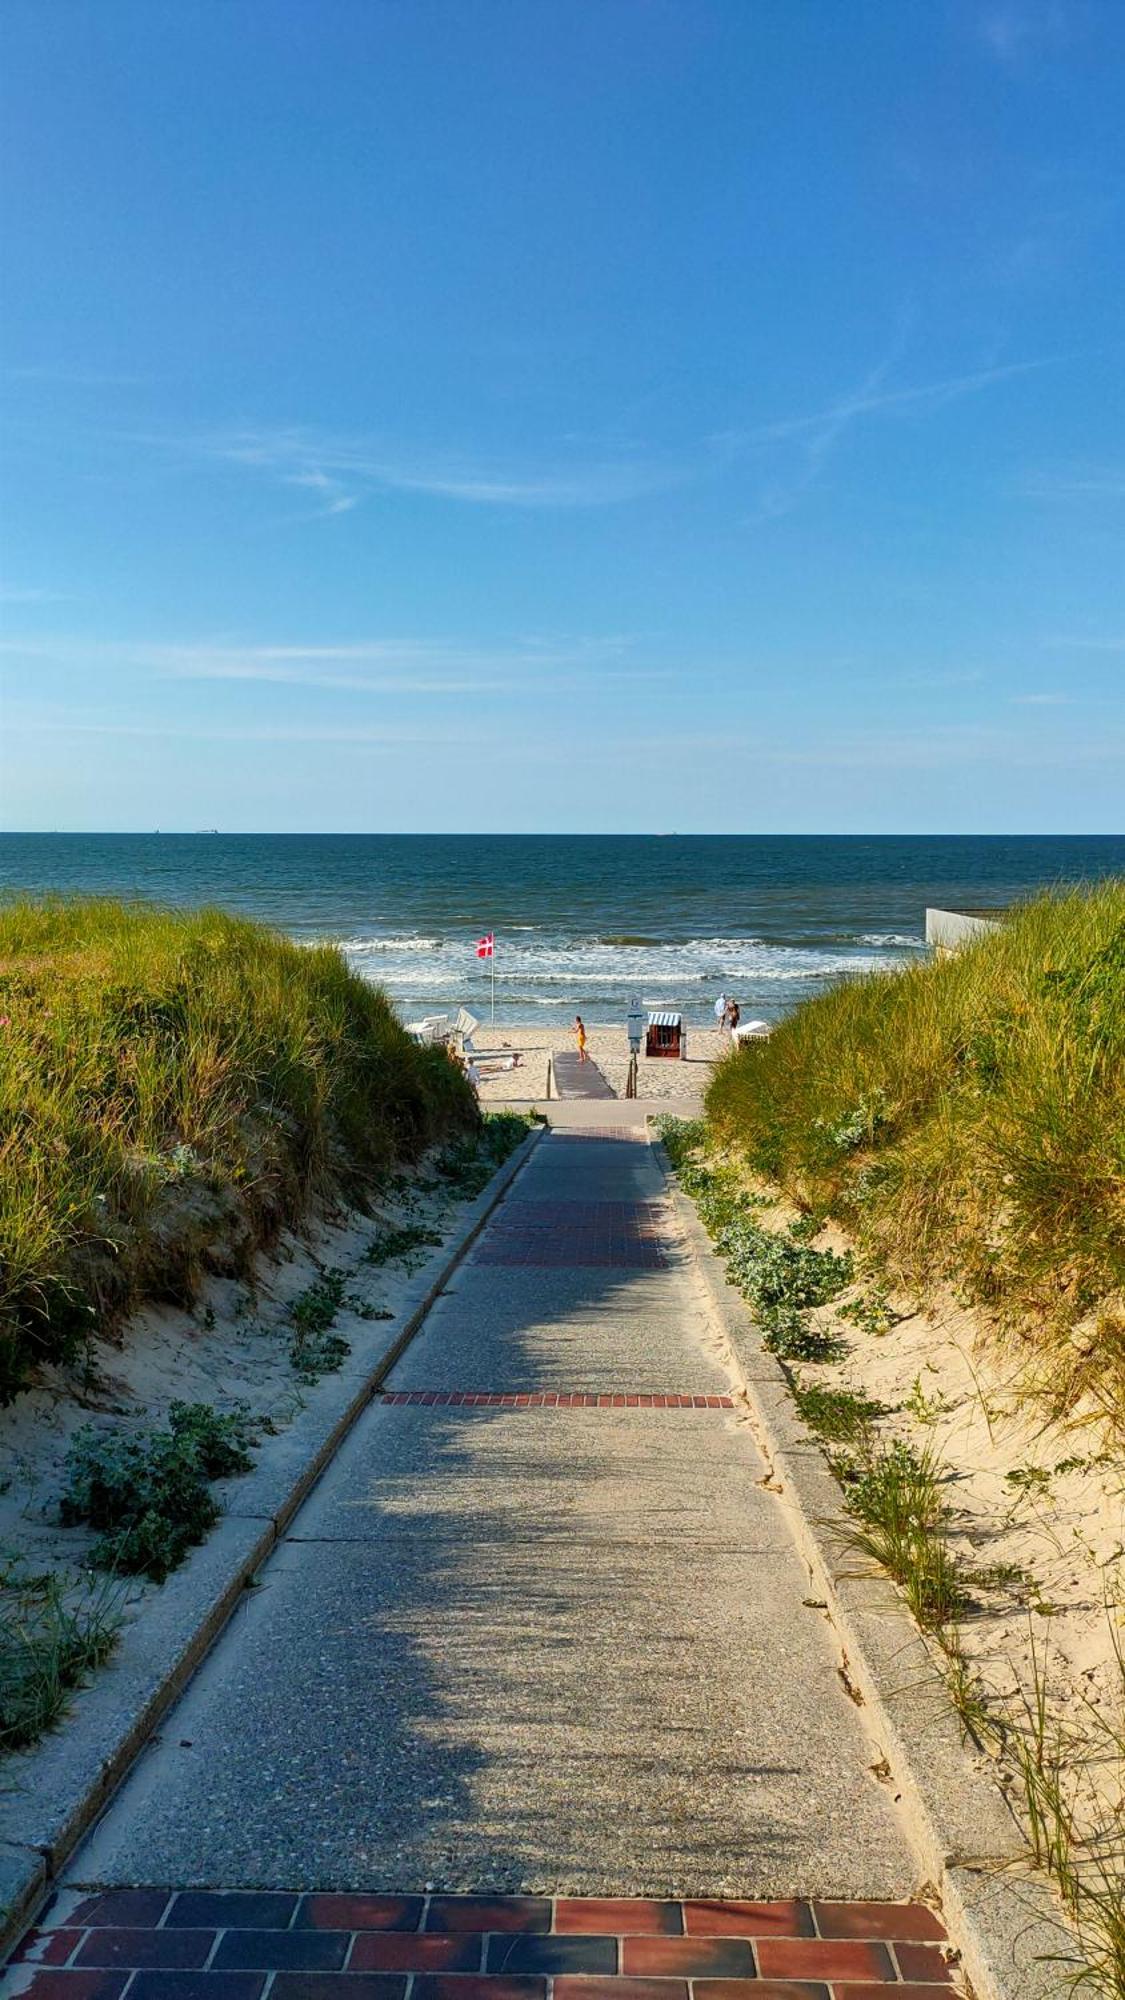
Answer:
[[3, 1127, 961, 1997], [7, 1892, 957, 1997]]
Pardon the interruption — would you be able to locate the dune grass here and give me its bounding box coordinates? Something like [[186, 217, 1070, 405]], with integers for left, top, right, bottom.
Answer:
[[705, 882, 1125, 1415], [0, 1564, 122, 1751], [0, 896, 476, 1401]]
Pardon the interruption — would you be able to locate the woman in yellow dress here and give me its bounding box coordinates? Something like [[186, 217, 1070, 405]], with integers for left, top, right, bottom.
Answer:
[[573, 1013, 588, 1063]]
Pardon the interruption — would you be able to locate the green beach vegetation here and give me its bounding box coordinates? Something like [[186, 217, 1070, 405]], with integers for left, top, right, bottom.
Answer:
[[705, 881, 1125, 1421], [0, 896, 476, 1404], [59, 1400, 260, 1583], [663, 881, 1125, 1994]]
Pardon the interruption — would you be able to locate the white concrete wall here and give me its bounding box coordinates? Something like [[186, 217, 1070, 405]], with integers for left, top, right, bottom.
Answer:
[[925, 907, 1003, 951]]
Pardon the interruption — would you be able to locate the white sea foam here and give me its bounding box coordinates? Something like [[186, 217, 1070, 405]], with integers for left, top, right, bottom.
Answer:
[[327, 934, 445, 954], [857, 932, 926, 949], [322, 924, 915, 1020]]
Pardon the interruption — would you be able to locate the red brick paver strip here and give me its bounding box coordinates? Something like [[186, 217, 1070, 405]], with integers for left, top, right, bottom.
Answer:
[[423, 1897, 552, 1933], [554, 1901, 683, 1935], [410, 1980, 546, 2000], [683, 1898, 814, 1936], [296, 1894, 425, 1931], [211, 1927, 351, 1972], [5, 1894, 955, 1991], [756, 1935, 895, 1981], [166, 1893, 299, 1930], [7, 1976, 132, 1999], [837, 1989, 954, 2000], [812, 1900, 946, 1940], [695, 1986, 829, 2000], [127, 1979, 267, 2000], [349, 1933, 483, 1971], [484, 1936, 616, 1975], [272, 1981, 407, 2000], [892, 1940, 956, 1982], [73, 1930, 214, 1970], [553, 1982, 691, 2000], [8, 1930, 85, 1965], [620, 1936, 757, 1977], [9, 1976, 132, 1992], [67, 1893, 174, 1930]]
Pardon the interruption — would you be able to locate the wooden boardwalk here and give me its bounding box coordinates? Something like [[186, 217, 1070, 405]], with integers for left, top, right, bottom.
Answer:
[[550, 1049, 615, 1099]]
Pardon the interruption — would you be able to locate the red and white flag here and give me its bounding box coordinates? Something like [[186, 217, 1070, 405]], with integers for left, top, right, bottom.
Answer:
[[476, 932, 494, 959]]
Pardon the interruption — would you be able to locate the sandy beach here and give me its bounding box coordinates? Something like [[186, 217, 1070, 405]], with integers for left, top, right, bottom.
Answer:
[[472, 1021, 726, 1106]]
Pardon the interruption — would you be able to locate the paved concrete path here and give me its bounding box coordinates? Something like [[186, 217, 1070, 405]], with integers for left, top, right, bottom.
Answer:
[[549, 1051, 615, 1100], [5, 1123, 940, 1997]]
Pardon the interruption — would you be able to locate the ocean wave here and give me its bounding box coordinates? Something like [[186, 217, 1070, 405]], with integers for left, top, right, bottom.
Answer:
[[856, 932, 926, 949], [319, 934, 445, 954], [485, 961, 879, 984], [311, 921, 917, 1022], [339, 948, 903, 987]]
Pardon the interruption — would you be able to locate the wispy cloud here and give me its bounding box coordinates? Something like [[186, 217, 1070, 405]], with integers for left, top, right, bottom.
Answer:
[[752, 721, 1120, 772], [0, 584, 62, 605], [1011, 691, 1070, 705], [0, 631, 664, 697], [877, 668, 985, 692], [41, 720, 471, 745], [561, 718, 1124, 774], [976, 2, 1073, 69], [724, 352, 1057, 522], [100, 339, 1058, 530], [1043, 633, 1125, 653], [1020, 465, 1125, 502], [733, 352, 899, 522], [282, 469, 359, 517], [128, 422, 683, 516], [2, 364, 147, 387]]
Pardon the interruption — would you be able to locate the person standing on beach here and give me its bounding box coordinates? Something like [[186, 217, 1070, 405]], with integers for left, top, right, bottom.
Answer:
[[573, 1014, 588, 1063], [726, 998, 740, 1036]]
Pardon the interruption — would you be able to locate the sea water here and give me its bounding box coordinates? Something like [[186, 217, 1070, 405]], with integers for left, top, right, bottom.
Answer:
[[0, 833, 1121, 1028]]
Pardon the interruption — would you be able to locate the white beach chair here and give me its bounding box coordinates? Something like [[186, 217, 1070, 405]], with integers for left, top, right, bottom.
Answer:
[[453, 1007, 480, 1048], [405, 1013, 452, 1045], [452, 1005, 522, 1072]]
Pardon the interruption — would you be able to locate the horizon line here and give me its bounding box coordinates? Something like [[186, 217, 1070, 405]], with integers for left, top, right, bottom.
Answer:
[[2, 829, 1124, 842]]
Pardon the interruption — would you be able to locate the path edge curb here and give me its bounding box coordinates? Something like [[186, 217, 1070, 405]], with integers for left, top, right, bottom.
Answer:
[[0, 1125, 542, 1960], [653, 1132, 1073, 2000]]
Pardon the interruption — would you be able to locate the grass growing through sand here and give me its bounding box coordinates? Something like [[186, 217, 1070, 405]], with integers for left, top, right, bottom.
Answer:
[[834, 1437, 971, 1632], [363, 1224, 444, 1268], [705, 882, 1125, 1421], [0, 1564, 121, 1751], [0, 896, 476, 1402], [663, 1084, 1125, 1996]]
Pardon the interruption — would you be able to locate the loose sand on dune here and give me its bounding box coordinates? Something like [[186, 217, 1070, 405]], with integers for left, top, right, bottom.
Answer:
[[700, 1156, 1125, 1855], [0, 1159, 497, 1646]]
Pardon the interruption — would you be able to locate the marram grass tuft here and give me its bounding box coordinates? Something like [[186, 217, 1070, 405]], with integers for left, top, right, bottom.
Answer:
[[0, 896, 476, 1401], [705, 882, 1125, 1411]]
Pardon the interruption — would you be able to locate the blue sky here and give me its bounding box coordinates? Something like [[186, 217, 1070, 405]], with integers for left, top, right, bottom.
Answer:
[[1, 0, 1123, 833]]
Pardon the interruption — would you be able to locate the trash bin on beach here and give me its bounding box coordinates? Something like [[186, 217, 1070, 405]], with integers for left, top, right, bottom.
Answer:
[[646, 1010, 685, 1059]]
